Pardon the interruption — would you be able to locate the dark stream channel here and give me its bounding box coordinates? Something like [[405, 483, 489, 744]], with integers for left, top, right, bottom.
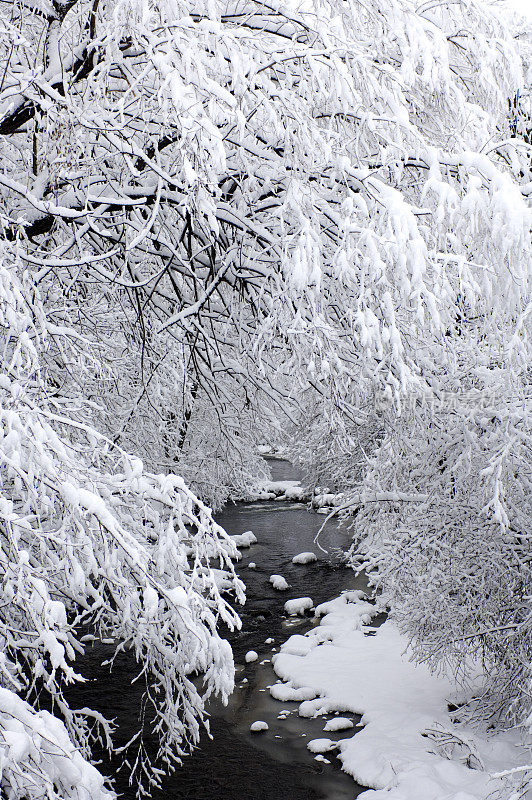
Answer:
[[73, 460, 368, 799]]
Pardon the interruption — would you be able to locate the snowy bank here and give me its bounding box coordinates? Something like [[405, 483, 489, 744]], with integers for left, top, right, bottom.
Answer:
[[270, 592, 531, 800]]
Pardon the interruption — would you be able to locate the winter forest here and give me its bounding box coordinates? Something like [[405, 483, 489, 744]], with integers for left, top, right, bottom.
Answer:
[[0, 0, 530, 797]]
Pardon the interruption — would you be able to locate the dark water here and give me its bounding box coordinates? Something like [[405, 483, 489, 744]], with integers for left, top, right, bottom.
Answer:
[[73, 460, 367, 799]]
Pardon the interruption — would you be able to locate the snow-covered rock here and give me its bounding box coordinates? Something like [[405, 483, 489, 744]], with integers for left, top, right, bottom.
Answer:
[[245, 650, 258, 663], [307, 738, 337, 753], [284, 597, 314, 616], [292, 552, 317, 564], [250, 720, 269, 732], [269, 574, 289, 590], [231, 531, 257, 547], [298, 697, 331, 718], [311, 492, 344, 509], [270, 684, 317, 702]]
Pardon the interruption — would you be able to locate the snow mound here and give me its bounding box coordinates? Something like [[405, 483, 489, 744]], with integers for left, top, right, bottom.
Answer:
[[270, 684, 317, 702], [307, 738, 337, 754], [284, 597, 314, 616], [250, 720, 268, 732], [248, 562, 257, 569], [298, 697, 331, 718], [324, 717, 354, 732], [269, 574, 289, 590], [245, 650, 258, 663], [292, 552, 317, 564], [278, 634, 313, 657], [231, 531, 257, 547]]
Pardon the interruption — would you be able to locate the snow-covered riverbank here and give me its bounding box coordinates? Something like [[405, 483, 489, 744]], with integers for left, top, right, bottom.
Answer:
[[269, 592, 532, 800]]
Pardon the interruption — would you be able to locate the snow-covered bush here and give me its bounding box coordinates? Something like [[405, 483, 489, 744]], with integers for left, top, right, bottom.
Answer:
[[1, 0, 529, 479]]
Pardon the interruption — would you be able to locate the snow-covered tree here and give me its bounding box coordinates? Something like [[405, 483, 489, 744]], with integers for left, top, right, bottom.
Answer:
[[344, 336, 531, 728], [0, 254, 243, 794], [0, 0, 531, 788], [3, 0, 528, 462]]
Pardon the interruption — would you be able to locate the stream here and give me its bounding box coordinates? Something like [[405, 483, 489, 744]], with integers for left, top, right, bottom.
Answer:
[[76, 459, 368, 799]]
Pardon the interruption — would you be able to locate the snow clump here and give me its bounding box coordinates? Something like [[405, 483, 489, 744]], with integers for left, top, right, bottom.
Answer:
[[231, 531, 257, 547], [284, 597, 314, 616], [245, 650, 258, 663], [250, 720, 269, 732], [292, 552, 317, 564], [269, 574, 289, 590]]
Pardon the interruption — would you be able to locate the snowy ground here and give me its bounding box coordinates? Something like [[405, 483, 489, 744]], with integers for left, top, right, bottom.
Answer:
[[269, 592, 532, 800]]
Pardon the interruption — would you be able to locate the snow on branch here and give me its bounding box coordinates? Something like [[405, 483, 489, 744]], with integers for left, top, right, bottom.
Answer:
[[0, 687, 113, 800]]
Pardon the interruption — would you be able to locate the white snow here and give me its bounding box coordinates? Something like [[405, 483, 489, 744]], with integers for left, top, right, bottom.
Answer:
[[279, 634, 313, 657], [0, 687, 112, 800], [250, 720, 269, 732], [284, 597, 314, 616], [269, 574, 289, 590], [292, 552, 317, 564], [307, 738, 337, 753], [244, 480, 310, 502], [231, 530, 257, 547], [311, 492, 343, 509], [270, 683, 317, 702], [323, 717, 354, 732], [248, 562, 257, 569], [245, 650, 258, 663], [271, 592, 531, 799]]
